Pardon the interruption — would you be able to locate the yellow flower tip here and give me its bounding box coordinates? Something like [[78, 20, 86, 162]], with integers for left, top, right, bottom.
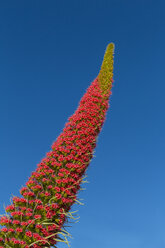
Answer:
[[106, 42, 115, 52], [98, 42, 115, 95]]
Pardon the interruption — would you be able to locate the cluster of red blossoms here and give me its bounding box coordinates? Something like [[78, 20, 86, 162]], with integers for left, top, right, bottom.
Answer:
[[0, 44, 114, 248]]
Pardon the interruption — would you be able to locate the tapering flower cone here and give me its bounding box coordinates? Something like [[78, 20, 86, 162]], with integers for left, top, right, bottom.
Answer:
[[0, 43, 114, 248]]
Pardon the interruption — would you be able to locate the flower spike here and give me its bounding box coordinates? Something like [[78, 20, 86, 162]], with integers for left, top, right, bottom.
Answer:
[[0, 43, 115, 248]]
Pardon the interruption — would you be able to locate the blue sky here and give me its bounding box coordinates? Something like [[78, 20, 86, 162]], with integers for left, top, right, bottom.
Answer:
[[0, 0, 165, 247]]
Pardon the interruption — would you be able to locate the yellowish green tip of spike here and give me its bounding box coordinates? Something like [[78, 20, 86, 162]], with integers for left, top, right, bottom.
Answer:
[[98, 43, 115, 95]]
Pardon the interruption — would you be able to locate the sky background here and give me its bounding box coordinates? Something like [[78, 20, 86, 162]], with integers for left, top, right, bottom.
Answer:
[[0, 1, 165, 247]]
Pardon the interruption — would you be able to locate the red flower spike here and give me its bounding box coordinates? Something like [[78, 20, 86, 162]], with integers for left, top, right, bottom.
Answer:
[[0, 43, 114, 247]]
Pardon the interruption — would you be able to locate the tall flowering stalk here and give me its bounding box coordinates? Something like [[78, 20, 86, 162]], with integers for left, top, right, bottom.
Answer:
[[0, 43, 114, 248]]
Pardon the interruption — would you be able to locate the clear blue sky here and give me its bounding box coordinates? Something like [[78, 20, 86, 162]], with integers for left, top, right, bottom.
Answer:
[[0, 1, 165, 247]]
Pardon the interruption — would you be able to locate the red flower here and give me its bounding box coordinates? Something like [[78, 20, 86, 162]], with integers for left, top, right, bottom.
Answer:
[[55, 193, 62, 199], [34, 215, 41, 219], [16, 228, 23, 233], [25, 231, 32, 237]]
